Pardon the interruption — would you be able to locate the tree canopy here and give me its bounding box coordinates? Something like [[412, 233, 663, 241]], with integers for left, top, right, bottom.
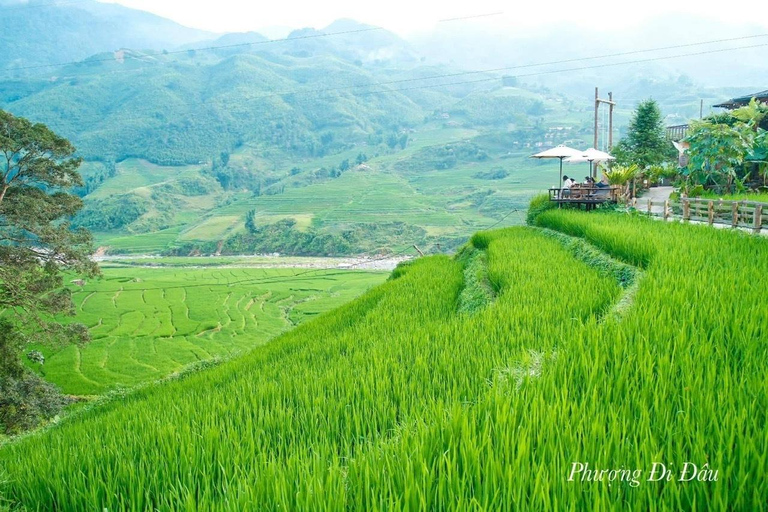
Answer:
[[684, 99, 768, 193], [1, 109, 98, 433], [614, 99, 675, 169]]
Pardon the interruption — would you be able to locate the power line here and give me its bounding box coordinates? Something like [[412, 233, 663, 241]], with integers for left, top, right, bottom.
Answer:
[[2, 12, 505, 76], [9, 40, 768, 128], [482, 209, 523, 231], [6, 29, 767, 86], [5, 26, 387, 74]]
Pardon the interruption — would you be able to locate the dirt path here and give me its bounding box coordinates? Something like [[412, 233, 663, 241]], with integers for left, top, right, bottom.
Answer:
[[93, 254, 412, 272], [641, 186, 674, 214]]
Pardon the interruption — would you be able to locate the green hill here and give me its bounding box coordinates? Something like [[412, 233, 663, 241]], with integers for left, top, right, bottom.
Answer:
[[2, 212, 765, 509], [1, 33, 587, 255], [0, 0, 212, 73]]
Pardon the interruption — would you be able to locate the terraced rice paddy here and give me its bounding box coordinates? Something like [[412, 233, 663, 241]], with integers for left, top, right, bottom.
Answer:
[[34, 267, 386, 395], [2, 212, 767, 510]]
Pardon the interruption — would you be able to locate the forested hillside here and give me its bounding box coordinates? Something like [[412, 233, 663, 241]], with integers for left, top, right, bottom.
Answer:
[[0, 0, 212, 72], [2, 5, 753, 257], [1, 16, 578, 254]]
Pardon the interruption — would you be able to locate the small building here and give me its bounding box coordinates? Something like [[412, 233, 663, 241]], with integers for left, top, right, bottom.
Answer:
[[713, 89, 768, 110]]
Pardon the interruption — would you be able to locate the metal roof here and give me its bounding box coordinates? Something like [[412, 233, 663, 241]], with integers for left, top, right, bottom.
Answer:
[[713, 89, 768, 109]]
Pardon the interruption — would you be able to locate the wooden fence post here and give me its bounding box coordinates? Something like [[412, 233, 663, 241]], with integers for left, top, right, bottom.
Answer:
[[664, 200, 670, 220], [754, 204, 763, 234], [708, 201, 714, 225], [732, 201, 739, 228], [647, 199, 652, 216], [683, 199, 690, 221], [741, 201, 748, 225]]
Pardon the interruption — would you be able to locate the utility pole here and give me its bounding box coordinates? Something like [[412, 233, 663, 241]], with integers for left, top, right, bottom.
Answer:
[[594, 87, 616, 150], [608, 92, 614, 150], [700, 99, 704, 119], [593, 87, 617, 177], [594, 87, 599, 151]]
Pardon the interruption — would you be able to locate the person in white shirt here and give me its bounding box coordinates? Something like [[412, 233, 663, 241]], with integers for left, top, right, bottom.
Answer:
[[561, 175, 577, 198]]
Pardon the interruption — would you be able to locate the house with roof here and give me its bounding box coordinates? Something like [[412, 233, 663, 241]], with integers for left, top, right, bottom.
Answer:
[[713, 89, 768, 110]]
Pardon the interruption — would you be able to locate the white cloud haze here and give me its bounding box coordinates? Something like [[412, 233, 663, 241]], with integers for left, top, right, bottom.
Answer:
[[98, 0, 768, 36]]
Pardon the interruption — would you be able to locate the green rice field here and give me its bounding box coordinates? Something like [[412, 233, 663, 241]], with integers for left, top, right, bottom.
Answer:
[[2, 212, 766, 509], [32, 267, 387, 395]]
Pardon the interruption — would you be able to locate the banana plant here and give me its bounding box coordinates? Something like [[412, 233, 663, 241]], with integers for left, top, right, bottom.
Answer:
[[685, 120, 754, 194]]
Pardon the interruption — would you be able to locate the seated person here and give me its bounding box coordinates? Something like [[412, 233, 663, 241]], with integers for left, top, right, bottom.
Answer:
[[560, 176, 576, 197], [595, 176, 610, 189]]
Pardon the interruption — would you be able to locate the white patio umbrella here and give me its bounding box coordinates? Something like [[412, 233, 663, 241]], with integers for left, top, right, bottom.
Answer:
[[565, 148, 615, 178], [531, 144, 582, 187]]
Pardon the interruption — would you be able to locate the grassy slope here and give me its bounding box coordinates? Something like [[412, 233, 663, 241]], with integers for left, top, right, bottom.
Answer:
[[7, 214, 765, 508], [33, 267, 386, 395], [90, 124, 577, 254]]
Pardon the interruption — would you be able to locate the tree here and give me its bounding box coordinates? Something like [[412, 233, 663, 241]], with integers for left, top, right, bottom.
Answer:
[[684, 120, 754, 194], [614, 100, 675, 170], [731, 98, 768, 132], [386, 132, 399, 149], [0, 109, 98, 434], [245, 209, 258, 234]]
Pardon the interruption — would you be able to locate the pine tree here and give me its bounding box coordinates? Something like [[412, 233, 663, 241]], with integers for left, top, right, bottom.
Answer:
[[615, 100, 674, 169]]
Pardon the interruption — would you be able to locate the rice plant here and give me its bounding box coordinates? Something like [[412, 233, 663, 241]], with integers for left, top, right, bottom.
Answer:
[[0, 216, 766, 510]]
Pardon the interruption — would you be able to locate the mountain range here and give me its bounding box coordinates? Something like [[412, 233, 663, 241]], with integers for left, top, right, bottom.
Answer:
[[0, 0, 764, 255]]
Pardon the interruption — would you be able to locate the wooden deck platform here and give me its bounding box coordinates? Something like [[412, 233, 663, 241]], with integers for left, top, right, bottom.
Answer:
[[549, 186, 621, 210]]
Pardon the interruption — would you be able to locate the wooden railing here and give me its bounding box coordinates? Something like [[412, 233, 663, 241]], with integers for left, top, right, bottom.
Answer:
[[666, 124, 690, 141], [549, 186, 621, 203], [633, 197, 767, 233]]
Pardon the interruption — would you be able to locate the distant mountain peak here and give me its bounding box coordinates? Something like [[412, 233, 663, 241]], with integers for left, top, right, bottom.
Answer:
[[323, 18, 378, 33]]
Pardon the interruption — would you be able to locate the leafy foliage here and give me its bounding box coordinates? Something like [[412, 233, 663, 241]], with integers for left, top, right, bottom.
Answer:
[[614, 99, 675, 169], [472, 168, 508, 180], [684, 119, 755, 193], [0, 322, 70, 434], [604, 164, 639, 186], [2, 51, 429, 165], [0, 110, 98, 433], [73, 194, 148, 231], [394, 141, 489, 173]]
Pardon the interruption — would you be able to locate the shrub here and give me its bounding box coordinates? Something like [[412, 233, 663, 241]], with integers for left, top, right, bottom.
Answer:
[[0, 373, 69, 435], [525, 193, 557, 225]]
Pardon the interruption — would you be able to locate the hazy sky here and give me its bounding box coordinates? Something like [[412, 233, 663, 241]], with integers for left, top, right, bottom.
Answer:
[[99, 0, 767, 36]]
